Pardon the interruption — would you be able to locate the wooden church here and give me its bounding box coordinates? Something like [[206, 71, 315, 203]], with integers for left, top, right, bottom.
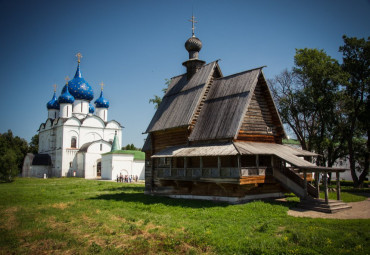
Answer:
[[142, 17, 343, 203]]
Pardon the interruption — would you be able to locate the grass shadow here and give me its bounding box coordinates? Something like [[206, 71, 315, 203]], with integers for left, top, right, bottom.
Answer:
[[102, 186, 145, 193], [89, 191, 230, 208]]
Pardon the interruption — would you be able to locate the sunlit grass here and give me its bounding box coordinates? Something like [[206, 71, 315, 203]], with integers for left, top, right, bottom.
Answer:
[[0, 178, 369, 254]]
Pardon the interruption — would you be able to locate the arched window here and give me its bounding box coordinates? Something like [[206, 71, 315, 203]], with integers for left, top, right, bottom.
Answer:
[[71, 137, 77, 148]]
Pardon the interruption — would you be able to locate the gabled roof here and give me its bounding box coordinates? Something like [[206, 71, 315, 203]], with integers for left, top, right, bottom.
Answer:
[[189, 67, 263, 141], [145, 61, 218, 133], [78, 139, 112, 152]]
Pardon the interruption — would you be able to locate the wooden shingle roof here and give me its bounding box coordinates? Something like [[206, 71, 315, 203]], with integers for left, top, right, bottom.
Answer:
[[145, 61, 218, 133], [189, 68, 263, 141]]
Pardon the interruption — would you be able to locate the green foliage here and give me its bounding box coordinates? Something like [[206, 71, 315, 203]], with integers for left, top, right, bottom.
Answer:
[[149, 78, 170, 109], [0, 130, 29, 180], [0, 149, 18, 182], [271, 36, 370, 186], [0, 178, 369, 254], [28, 134, 39, 154], [339, 35, 370, 186], [121, 143, 140, 151]]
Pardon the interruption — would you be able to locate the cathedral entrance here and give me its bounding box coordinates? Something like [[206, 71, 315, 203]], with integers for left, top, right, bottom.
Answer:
[[97, 162, 101, 177]]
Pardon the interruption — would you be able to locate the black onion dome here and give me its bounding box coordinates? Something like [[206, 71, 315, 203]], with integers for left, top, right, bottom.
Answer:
[[185, 36, 202, 52]]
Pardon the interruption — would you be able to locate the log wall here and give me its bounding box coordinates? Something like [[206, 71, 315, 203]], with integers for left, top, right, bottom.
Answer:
[[236, 75, 284, 143]]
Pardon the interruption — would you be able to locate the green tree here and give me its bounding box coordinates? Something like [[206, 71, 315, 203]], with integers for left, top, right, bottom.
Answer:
[[0, 149, 18, 182], [270, 49, 347, 170], [0, 130, 28, 181], [149, 79, 170, 109], [122, 143, 140, 151], [339, 35, 370, 187], [28, 134, 39, 154]]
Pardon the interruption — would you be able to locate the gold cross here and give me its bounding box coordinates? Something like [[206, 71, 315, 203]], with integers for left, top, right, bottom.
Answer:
[[65, 76, 69, 84], [76, 52, 83, 63], [53, 84, 57, 92], [100, 82, 105, 91], [189, 15, 197, 37]]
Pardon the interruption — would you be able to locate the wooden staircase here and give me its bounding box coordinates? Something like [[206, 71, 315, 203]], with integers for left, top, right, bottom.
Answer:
[[273, 167, 318, 199], [273, 167, 352, 213]]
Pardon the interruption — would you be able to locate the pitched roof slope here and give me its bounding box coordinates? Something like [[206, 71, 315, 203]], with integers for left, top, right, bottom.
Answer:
[[145, 62, 217, 133], [189, 68, 262, 141]]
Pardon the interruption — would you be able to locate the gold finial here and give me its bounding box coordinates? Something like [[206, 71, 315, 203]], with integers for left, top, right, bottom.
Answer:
[[189, 14, 197, 37], [53, 84, 57, 92], [100, 82, 105, 91], [76, 52, 83, 63], [65, 76, 69, 85]]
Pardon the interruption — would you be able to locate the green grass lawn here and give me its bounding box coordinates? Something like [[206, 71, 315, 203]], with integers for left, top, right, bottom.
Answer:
[[0, 178, 369, 254]]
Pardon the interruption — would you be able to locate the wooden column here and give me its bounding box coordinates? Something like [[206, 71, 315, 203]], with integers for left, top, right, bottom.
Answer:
[[218, 156, 221, 177], [303, 170, 308, 199], [200, 156, 203, 176], [315, 171, 320, 197], [237, 155, 241, 177], [323, 172, 329, 204], [169, 157, 172, 176], [336, 171, 341, 201]]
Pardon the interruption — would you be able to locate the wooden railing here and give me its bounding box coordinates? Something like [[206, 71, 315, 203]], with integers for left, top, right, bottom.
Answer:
[[278, 167, 318, 198], [155, 167, 240, 179]]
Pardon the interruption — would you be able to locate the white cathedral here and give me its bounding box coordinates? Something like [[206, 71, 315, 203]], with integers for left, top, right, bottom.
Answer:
[[22, 54, 145, 180]]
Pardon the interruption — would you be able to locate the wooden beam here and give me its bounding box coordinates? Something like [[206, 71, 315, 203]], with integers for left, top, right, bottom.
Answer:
[[323, 173, 329, 204], [303, 170, 308, 200], [336, 171, 341, 201]]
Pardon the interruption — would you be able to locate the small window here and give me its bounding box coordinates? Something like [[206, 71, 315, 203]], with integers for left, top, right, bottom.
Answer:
[[159, 157, 171, 167], [70, 162, 72, 168], [71, 137, 77, 148], [100, 144, 102, 151]]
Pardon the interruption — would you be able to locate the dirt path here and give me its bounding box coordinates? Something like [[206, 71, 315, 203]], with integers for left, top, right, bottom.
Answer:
[[288, 198, 370, 219]]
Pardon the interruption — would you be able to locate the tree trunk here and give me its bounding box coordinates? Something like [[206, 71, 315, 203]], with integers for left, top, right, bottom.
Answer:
[[358, 129, 370, 186]]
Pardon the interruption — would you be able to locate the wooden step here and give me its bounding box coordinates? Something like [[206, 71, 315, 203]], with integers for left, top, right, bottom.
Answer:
[[298, 199, 352, 213]]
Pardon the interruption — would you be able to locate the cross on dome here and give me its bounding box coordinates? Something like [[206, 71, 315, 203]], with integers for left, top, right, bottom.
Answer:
[[65, 76, 69, 84], [100, 82, 105, 91], [76, 52, 83, 63], [53, 84, 57, 92], [189, 15, 197, 37]]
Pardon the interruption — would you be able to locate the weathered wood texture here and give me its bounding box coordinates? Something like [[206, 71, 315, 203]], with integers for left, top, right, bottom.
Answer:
[[190, 68, 221, 130], [151, 127, 189, 154], [152, 179, 284, 197], [189, 68, 262, 141], [146, 62, 217, 133], [236, 75, 284, 142]]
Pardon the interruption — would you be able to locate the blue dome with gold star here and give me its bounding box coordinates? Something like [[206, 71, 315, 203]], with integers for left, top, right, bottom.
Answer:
[[89, 103, 95, 113], [58, 84, 75, 104], [95, 90, 109, 108], [46, 92, 60, 110], [62, 63, 94, 101]]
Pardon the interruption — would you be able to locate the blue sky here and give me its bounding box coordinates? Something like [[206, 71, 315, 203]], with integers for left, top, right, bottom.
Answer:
[[0, 0, 369, 148]]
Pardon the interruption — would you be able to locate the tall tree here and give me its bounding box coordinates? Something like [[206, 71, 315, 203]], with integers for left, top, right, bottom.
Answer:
[[270, 49, 346, 168], [0, 130, 29, 181], [339, 35, 370, 187]]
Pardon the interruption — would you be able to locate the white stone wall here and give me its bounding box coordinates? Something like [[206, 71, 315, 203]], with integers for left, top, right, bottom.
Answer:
[[133, 160, 145, 180], [60, 103, 72, 118], [32, 106, 122, 179], [101, 154, 145, 181], [30, 165, 51, 178]]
